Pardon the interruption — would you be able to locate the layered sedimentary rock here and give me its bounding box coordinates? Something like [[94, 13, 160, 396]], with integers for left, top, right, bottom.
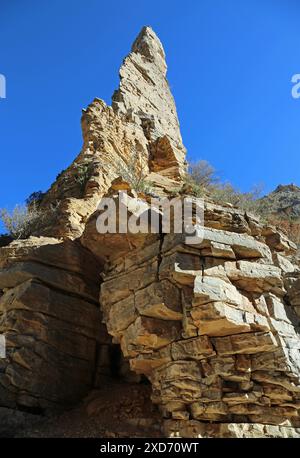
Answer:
[[82, 187, 300, 435], [0, 26, 300, 437], [0, 237, 107, 412]]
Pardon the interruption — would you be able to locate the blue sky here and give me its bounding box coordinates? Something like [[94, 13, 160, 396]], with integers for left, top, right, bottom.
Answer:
[[1, 0, 300, 229]]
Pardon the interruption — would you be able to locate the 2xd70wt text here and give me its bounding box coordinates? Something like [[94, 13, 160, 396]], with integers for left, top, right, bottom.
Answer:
[[144, 442, 199, 453]]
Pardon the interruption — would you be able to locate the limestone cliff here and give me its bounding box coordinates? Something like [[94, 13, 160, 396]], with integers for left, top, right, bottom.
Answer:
[[0, 27, 300, 438]]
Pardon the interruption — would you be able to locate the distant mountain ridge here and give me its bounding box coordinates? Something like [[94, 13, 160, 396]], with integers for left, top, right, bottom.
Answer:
[[259, 183, 300, 219], [257, 183, 300, 248]]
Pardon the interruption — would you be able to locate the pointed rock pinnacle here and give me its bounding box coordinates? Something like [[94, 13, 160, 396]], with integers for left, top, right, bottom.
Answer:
[[112, 26, 186, 175]]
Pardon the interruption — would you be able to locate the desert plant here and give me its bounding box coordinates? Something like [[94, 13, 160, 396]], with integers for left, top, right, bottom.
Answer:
[[0, 204, 42, 239], [73, 159, 94, 192], [115, 151, 153, 194]]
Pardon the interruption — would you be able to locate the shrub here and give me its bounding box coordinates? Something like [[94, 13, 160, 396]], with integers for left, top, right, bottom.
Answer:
[[0, 204, 42, 239], [115, 151, 153, 194], [181, 174, 205, 197], [209, 182, 264, 213], [188, 160, 218, 188], [73, 159, 94, 191], [182, 159, 217, 197], [185, 158, 266, 217]]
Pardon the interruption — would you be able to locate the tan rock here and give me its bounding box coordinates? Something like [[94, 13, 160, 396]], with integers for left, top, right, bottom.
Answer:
[[120, 316, 181, 357], [225, 260, 283, 294], [201, 241, 235, 259], [135, 280, 182, 320], [264, 228, 297, 254], [212, 331, 278, 355], [171, 336, 215, 360], [191, 302, 251, 336], [163, 420, 300, 438], [130, 347, 172, 374], [101, 259, 158, 305], [273, 253, 296, 273], [0, 261, 98, 302], [159, 252, 203, 285], [193, 276, 253, 308], [0, 279, 102, 411], [187, 227, 272, 261], [112, 26, 186, 178], [103, 294, 137, 339]]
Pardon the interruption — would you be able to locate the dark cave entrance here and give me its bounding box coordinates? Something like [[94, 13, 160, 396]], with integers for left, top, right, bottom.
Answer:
[[106, 344, 149, 384], [94, 337, 150, 386]]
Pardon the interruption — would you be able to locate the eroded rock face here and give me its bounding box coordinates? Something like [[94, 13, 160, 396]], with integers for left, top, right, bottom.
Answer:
[[86, 189, 300, 435], [0, 237, 106, 413], [0, 26, 300, 438]]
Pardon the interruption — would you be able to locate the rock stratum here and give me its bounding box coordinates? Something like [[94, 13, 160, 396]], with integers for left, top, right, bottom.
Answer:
[[0, 26, 300, 438]]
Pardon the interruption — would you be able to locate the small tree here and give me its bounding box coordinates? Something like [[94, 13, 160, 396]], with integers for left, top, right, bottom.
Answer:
[[181, 159, 217, 197], [0, 204, 42, 239], [188, 160, 217, 188]]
